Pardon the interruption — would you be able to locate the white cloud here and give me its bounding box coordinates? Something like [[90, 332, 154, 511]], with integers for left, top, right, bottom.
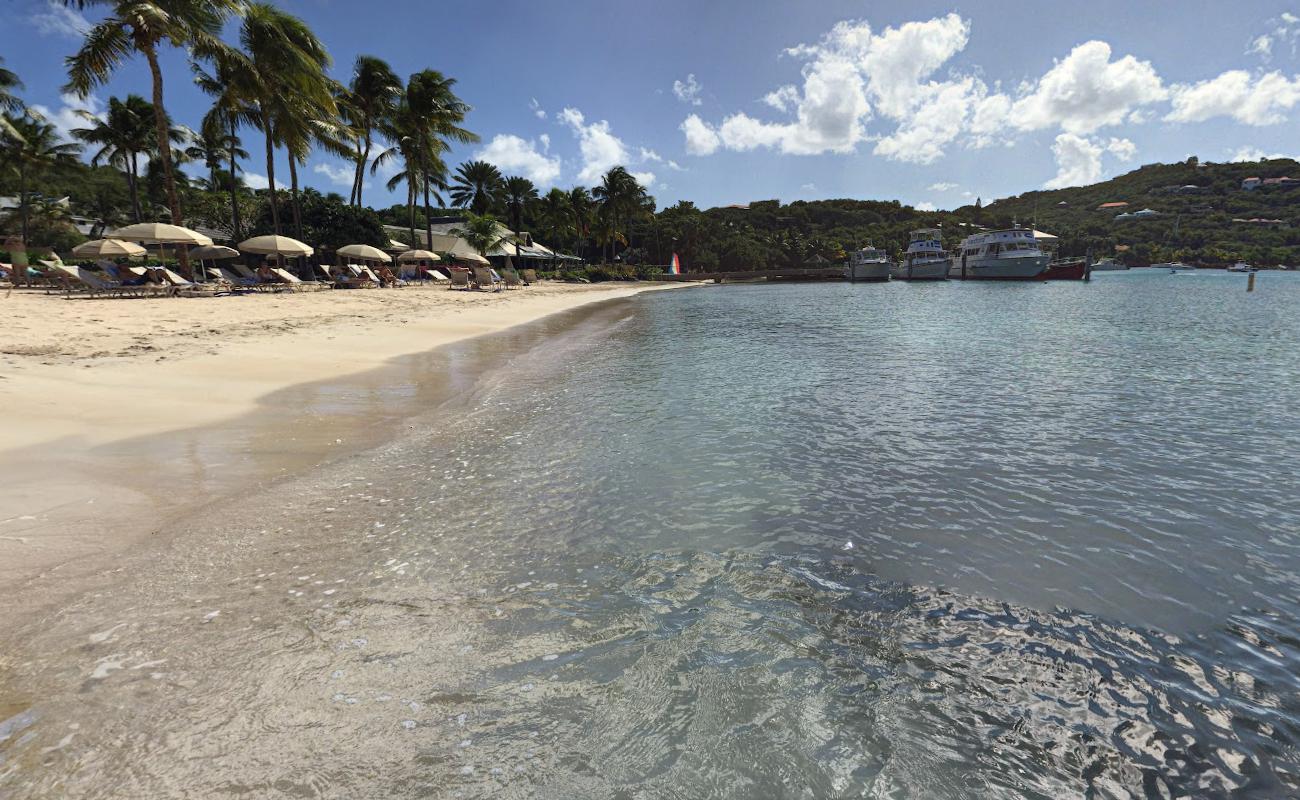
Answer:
[[243, 172, 270, 191], [629, 170, 657, 187], [29, 92, 103, 143], [475, 133, 561, 185], [928, 182, 958, 191], [1228, 146, 1293, 162], [312, 162, 353, 187], [1106, 136, 1137, 161], [673, 74, 703, 106], [1011, 41, 1167, 134], [1248, 13, 1300, 61], [639, 147, 662, 163], [763, 85, 800, 112], [529, 98, 546, 120], [800, 182, 817, 192], [680, 113, 720, 156], [915, 201, 937, 211], [559, 107, 637, 184], [1045, 133, 1105, 189], [1166, 70, 1300, 125], [29, 1, 91, 37], [666, 159, 684, 171]]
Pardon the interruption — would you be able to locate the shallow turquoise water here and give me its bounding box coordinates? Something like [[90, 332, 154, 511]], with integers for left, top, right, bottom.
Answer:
[[3, 271, 1300, 798]]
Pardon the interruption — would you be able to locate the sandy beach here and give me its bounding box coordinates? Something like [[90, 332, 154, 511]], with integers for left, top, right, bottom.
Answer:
[[0, 281, 683, 630]]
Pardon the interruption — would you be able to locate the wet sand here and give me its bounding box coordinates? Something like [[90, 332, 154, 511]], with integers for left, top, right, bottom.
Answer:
[[0, 282, 687, 636]]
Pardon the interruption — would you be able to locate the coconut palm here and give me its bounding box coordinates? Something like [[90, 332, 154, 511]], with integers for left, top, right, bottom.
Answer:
[[0, 57, 24, 142], [194, 53, 261, 240], [449, 160, 502, 216], [567, 186, 594, 261], [502, 175, 537, 267], [452, 212, 513, 258], [537, 187, 571, 250], [592, 167, 648, 263], [73, 94, 181, 222], [237, 2, 337, 235], [340, 55, 402, 207], [406, 70, 476, 252], [65, 0, 242, 228], [278, 97, 351, 239], [1, 113, 81, 283]]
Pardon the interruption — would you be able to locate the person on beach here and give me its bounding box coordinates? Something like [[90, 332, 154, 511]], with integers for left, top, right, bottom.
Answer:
[[257, 264, 284, 284], [376, 265, 398, 287]]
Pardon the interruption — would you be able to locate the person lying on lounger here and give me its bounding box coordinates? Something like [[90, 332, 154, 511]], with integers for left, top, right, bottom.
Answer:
[[257, 264, 286, 283]]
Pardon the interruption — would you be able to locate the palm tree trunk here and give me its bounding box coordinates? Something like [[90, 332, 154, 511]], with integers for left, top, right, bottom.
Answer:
[[354, 130, 372, 207], [17, 166, 29, 288], [289, 157, 302, 239], [128, 153, 142, 223], [407, 179, 416, 246], [263, 112, 279, 234], [228, 117, 241, 240], [423, 174, 433, 254], [143, 42, 191, 276]]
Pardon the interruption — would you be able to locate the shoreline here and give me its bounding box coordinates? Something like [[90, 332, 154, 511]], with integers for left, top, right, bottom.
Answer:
[[0, 282, 690, 634]]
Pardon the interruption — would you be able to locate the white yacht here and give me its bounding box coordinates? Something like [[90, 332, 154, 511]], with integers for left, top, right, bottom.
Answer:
[[949, 226, 1049, 280], [846, 245, 892, 282], [891, 229, 950, 280], [1152, 261, 1194, 272], [1089, 257, 1127, 271]]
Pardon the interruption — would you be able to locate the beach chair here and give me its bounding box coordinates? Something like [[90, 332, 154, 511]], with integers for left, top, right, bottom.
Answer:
[[448, 269, 471, 290], [270, 267, 309, 292], [49, 264, 117, 297], [522, 268, 538, 285], [426, 269, 449, 282], [472, 266, 503, 291], [501, 266, 524, 289]]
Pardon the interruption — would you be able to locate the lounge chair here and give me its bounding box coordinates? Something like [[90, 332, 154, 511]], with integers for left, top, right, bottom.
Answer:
[[448, 269, 471, 290], [522, 268, 538, 284], [472, 266, 503, 291], [427, 269, 449, 282], [501, 267, 524, 289]]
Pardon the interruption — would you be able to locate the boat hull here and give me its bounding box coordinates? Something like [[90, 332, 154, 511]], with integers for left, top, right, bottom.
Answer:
[[891, 259, 949, 280], [1042, 259, 1088, 280], [949, 255, 1049, 280], [846, 262, 891, 282]]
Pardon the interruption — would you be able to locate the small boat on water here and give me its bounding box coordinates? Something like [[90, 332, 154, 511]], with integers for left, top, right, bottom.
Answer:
[[1227, 262, 1256, 273], [891, 229, 950, 281], [846, 244, 892, 282], [1042, 258, 1089, 280], [1089, 257, 1127, 271], [949, 226, 1049, 280], [1153, 262, 1194, 272]]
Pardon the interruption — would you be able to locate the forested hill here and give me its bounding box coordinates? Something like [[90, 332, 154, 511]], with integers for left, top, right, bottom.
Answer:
[[656, 157, 1300, 270]]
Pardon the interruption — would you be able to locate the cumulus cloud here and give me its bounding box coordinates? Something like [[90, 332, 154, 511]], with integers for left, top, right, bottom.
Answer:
[[1248, 12, 1300, 61], [680, 113, 721, 156], [312, 162, 354, 187], [1229, 145, 1293, 162], [928, 182, 958, 191], [673, 74, 703, 106], [629, 170, 657, 187], [29, 1, 91, 37], [1011, 41, 1167, 134], [529, 98, 546, 120], [475, 133, 561, 185], [560, 107, 649, 185], [915, 201, 937, 211], [1166, 70, 1300, 125], [243, 172, 270, 191], [29, 92, 103, 142], [1043, 134, 1134, 189]]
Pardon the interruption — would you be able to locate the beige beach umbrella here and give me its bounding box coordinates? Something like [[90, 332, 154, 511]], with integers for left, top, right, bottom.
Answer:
[[238, 234, 314, 257], [336, 243, 392, 263], [71, 238, 147, 258], [396, 249, 441, 262], [108, 222, 213, 246], [191, 244, 240, 260], [460, 251, 490, 265], [383, 239, 410, 252]]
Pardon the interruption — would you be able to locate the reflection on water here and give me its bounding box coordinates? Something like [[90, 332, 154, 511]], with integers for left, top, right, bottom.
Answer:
[[3, 272, 1300, 797]]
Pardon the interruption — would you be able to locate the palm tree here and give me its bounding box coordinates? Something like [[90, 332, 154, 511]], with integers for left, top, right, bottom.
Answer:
[[278, 98, 351, 239], [0, 57, 24, 142], [74, 94, 180, 222], [2, 113, 81, 284], [406, 70, 476, 253], [592, 167, 648, 263], [340, 56, 402, 207], [65, 0, 242, 228], [449, 160, 502, 216], [237, 2, 337, 235], [537, 187, 571, 250], [502, 175, 537, 268], [194, 53, 260, 240], [453, 212, 513, 258], [567, 186, 594, 260]]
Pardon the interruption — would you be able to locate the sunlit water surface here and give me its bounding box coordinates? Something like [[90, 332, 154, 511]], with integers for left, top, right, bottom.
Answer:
[[2, 270, 1300, 798]]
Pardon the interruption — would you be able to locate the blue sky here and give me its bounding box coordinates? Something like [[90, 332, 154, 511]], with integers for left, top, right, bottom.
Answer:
[[5, 0, 1300, 210]]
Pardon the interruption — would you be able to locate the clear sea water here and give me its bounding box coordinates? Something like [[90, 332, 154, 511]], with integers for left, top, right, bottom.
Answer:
[[2, 269, 1300, 798]]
